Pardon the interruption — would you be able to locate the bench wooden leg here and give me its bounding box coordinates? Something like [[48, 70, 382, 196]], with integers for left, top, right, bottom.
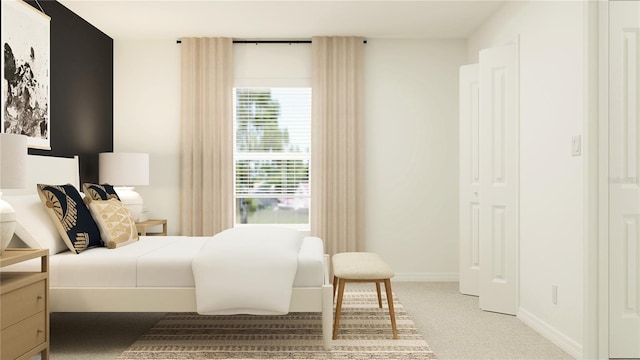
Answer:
[[383, 279, 398, 339], [333, 278, 346, 340], [375, 282, 382, 308]]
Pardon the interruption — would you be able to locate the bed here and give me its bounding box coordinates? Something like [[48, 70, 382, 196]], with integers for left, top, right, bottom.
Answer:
[[3, 155, 333, 349]]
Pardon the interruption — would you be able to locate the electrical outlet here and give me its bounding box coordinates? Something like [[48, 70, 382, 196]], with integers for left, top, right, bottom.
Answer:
[[552, 285, 558, 305]]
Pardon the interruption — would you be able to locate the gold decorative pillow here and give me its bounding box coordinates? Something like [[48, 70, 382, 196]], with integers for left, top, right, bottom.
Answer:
[[87, 199, 139, 249]]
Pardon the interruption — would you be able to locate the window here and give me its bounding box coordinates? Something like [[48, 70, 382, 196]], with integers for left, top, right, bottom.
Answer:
[[233, 88, 311, 227]]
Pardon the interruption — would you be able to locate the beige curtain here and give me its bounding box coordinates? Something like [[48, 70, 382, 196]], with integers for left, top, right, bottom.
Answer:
[[180, 37, 233, 236], [311, 37, 365, 256]]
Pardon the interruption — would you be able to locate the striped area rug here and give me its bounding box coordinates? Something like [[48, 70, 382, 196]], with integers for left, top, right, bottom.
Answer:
[[117, 289, 436, 359]]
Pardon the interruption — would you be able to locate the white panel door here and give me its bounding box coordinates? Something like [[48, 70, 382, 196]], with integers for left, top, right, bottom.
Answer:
[[478, 44, 518, 315], [459, 64, 481, 296], [610, 1, 640, 357]]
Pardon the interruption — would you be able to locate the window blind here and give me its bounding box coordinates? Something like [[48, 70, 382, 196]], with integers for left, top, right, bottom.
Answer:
[[235, 88, 311, 154], [233, 88, 311, 224]]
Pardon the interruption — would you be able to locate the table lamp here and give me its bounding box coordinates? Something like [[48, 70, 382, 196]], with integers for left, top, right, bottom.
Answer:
[[99, 152, 149, 222], [0, 134, 28, 254]]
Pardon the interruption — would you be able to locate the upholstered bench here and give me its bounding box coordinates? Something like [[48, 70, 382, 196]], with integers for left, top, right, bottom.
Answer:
[[332, 252, 397, 339]]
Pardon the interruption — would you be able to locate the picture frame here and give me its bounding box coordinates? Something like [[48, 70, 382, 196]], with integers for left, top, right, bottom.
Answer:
[[1, 0, 51, 150]]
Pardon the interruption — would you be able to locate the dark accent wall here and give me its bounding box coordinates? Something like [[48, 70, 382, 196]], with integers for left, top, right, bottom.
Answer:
[[25, 0, 113, 184]]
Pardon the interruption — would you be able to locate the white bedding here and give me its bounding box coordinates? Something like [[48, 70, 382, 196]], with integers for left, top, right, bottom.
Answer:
[[193, 227, 302, 315], [7, 236, 325, 288]]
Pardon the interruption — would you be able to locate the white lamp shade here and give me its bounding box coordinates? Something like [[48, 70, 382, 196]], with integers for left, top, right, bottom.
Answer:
[[99, 152, 149, 186], [0, 133, 28, 189]]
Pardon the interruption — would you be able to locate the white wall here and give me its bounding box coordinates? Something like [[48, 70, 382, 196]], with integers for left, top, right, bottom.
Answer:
[[468, 1, 585, 357], [364, 39, 465, 280], [234, 43, 311, 87], [113, 40, 181, 235], [113, 38, 465, 279]]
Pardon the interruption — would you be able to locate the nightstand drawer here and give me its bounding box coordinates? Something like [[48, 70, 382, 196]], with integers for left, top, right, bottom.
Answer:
[[0, 311, 46, 360], [1, 280, 46, 330]]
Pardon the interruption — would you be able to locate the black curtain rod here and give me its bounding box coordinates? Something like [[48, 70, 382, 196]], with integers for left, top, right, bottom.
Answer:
[[176, 39, 367, 44]]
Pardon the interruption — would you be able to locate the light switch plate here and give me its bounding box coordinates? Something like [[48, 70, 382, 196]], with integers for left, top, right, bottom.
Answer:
[[571, 135, 581, 156]]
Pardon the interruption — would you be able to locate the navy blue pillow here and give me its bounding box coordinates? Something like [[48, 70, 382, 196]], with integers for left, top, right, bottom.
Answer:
[[82, 183, 121, 202], [37, 184, 102, 254]]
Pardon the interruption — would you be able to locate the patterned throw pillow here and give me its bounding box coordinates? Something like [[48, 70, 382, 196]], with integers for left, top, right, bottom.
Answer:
[[82, 183, 120, 203], [87, 199, 139, 249], [37, 184, 103, 254]]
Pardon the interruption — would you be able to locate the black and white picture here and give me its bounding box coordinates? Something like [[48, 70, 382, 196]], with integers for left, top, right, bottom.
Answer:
[[1, 0, 51, 149]]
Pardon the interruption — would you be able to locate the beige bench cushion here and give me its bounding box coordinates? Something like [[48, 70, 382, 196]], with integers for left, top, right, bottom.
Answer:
[[332, 252, 394, 280]]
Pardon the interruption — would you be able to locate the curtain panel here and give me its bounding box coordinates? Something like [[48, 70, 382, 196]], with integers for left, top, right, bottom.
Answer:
[[180, 37, 234, 236], [311, 36, 365, 256]]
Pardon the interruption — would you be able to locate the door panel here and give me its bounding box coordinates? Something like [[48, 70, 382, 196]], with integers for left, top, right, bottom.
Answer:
[[459, 64, 480, 296], [610, 1, 640, 357], [479, 44, 518, 315]]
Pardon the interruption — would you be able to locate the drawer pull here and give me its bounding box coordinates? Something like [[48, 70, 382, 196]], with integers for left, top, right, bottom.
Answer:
[[37, 296, 43, 300], [37, 329, 44, 334]]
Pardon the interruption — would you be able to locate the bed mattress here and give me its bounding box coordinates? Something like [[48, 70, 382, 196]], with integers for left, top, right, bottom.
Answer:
[[29, 236, 324, 288]]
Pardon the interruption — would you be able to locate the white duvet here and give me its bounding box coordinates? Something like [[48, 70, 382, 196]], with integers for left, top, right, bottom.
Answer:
[[192, 227, 303, 315]]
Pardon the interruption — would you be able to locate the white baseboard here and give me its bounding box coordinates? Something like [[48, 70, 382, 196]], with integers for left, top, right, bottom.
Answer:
[[392, 272, 459, 282], [517, 307, 582, 359]]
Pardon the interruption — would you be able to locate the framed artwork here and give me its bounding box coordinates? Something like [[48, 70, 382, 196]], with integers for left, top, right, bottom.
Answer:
[[1, 0, 51, 150]]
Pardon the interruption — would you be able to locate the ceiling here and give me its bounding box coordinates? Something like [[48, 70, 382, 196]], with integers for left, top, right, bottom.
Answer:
[[57, 0, 506, 40]]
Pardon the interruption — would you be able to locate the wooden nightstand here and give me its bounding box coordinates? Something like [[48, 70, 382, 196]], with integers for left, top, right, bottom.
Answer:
[[0, 248, 50, 360], [136, 219, 167, 236]]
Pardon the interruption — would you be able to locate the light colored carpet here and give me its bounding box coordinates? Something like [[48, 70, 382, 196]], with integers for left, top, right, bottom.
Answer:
[[392, 282, 573, 360], [117, 288, 435, 359]]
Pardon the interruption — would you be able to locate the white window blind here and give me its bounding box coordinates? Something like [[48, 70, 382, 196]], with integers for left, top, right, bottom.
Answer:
[[234, 88, 311, 226]]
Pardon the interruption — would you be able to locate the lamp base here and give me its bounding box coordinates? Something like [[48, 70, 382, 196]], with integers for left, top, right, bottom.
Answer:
[[114, 187, 144, 222], [0, 198, 17, 255], [137, 208, 149, 222]]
